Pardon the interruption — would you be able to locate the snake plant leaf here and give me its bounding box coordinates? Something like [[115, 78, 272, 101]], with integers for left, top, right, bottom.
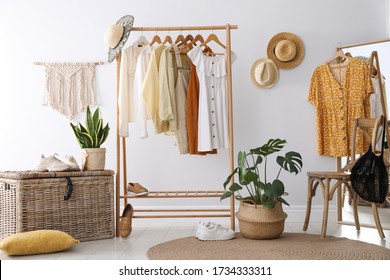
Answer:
[[223, 167, 238, 189], [78, 123, 88, 134], [97, 123, 110, 148], [70, 123, 84, 148], [220, 191, 233, 201], [85, 106, 93, 134], [70, 106, 110, 149], [276, 151, 303, 174], [78, 131, 93, 148]]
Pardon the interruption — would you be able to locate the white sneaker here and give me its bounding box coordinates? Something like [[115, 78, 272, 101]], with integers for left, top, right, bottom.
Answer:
[[34, 154, 71, 172], [197, 223, 235, 241], [64, 156, 80, 171], [195, 221, 217, 238]]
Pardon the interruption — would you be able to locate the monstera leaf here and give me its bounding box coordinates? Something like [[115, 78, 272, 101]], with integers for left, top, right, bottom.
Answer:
[[276, 151, 303, 174], [250, 138, 287, 156]]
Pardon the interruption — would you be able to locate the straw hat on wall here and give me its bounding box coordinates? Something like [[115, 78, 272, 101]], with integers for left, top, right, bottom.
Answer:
[[267, 32, 304, 70], [250, 58, 279, 89], [104, 15, 134, 63]]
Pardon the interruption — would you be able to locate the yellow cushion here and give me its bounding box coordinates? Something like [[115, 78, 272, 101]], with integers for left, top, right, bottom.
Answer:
[[0, 230, 80, 256]]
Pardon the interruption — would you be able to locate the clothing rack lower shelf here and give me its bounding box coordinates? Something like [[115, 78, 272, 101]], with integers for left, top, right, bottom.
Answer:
[[122, 190, 226, 198], [119, 190, 234, 220]]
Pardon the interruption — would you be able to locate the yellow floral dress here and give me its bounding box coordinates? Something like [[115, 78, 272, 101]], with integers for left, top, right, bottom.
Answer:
[[308, 58, 374, 157]]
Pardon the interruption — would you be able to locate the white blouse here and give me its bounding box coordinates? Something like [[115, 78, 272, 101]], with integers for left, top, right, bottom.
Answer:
[[187, 46, 236, 151], [118, 41, 147, 137], [133, 45, 153, 138]]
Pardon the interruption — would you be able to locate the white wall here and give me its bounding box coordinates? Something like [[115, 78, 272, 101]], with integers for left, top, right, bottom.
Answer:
[[0, 0, 387, 219]]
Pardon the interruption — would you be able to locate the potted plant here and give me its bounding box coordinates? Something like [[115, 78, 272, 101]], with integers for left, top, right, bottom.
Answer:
[[221, 138, 303, 239], [70, 106, 110, 171]]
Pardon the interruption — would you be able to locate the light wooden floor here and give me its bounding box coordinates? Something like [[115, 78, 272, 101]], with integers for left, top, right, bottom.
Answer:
[[1, 218, 389, 260]]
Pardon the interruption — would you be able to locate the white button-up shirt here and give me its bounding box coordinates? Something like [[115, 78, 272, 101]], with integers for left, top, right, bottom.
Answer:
[[188, 46, 236, 151]]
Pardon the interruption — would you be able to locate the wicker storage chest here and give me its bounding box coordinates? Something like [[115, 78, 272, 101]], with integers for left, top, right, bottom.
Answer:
[[0, 170, 114, 242]]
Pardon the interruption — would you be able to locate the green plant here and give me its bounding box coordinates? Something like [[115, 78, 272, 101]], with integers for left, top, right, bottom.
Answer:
[[70, 106, 110, 149], [221, 138, 303, 209]]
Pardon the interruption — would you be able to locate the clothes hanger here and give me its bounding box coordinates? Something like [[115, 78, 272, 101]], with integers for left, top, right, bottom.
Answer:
[[149, 34, 162, 46], [326, 49, 351, 66], [175, 34, 185, 46], [162, 35, 173, 45], [184, 34, 194, 44], [136, 35, 149, 47], [192, 34, 204, 46], [200, 33, 226, 49], [200, 33, 225, 56], [174, 34, 195, 52]]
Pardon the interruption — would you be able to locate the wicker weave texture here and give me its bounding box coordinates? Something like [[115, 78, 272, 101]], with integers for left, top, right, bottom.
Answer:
[[0, 181, 17, 240], [0, 173, 114, 241]]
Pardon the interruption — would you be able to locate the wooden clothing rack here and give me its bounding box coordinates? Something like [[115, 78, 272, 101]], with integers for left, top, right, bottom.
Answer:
[[114, 24, 238, 237]]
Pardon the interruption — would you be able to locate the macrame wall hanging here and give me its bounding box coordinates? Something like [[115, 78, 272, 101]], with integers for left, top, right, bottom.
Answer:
[[34, 61, 104, 119]]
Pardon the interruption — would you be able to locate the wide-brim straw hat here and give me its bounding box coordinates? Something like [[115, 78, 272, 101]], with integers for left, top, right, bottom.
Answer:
[[250, 58, 279, 89], [267, 32, 304, 70], [104, 15, 134, 63]]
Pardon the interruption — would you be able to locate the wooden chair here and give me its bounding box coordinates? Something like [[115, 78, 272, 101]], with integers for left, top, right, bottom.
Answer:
[[303, 116, 386, 239]]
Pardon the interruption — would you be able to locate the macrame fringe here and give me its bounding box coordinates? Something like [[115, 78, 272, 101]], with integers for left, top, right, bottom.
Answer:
[[35, 61, 103, 119]]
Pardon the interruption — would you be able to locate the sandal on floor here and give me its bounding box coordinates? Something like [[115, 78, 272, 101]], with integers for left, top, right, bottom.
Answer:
[[127, 183, 149, 196], [119, 203, 134, 238]]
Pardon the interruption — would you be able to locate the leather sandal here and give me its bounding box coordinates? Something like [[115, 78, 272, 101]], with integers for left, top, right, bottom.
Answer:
[[119, 203, 134, 238], [127, 183, 149, 196]]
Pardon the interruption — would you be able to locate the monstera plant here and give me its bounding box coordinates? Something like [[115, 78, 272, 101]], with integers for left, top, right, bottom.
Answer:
[[221, 138, 303, 209], [221, 138, 303, 240]]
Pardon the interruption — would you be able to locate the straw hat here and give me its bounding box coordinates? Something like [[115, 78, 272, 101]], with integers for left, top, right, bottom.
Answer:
[[267, 32, 304, 69], [250, 58, 279, 89], [104, 15, 134, 63]]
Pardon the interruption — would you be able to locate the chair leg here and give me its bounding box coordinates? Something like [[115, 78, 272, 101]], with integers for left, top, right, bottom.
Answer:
[[320, 178, 330, 238], [352, 192, 360, 231], [371, 202, 385, 239], [303, 176, 314, 231]]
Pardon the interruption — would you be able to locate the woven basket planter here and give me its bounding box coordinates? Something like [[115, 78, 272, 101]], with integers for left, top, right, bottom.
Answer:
[[236, 201, 287, 240]]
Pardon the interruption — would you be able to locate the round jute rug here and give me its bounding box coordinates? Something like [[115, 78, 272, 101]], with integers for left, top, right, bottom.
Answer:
[[147, 233, 390, 260]]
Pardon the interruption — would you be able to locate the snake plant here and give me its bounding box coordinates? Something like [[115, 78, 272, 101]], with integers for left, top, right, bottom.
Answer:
[[70, 106, 110, 149]]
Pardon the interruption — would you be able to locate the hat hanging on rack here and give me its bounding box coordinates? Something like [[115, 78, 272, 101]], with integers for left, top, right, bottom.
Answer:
[[267, 32, 304, 70], [250, 58, 279, 89], [104, 15, 134, 63]]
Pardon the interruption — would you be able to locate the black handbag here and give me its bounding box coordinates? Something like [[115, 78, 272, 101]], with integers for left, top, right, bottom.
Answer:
[[350, 117, 389, 204]]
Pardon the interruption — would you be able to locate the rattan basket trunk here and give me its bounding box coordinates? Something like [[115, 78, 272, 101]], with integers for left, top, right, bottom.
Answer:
[[0, 170, 114, 242]]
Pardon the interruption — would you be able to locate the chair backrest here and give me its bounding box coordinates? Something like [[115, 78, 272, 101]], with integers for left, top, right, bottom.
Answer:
[[350, 116, 384, 163]]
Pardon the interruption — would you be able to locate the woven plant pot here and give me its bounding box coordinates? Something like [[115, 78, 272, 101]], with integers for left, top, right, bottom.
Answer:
[[236, 201, 287, 240], [81, 148, 106, 171]]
